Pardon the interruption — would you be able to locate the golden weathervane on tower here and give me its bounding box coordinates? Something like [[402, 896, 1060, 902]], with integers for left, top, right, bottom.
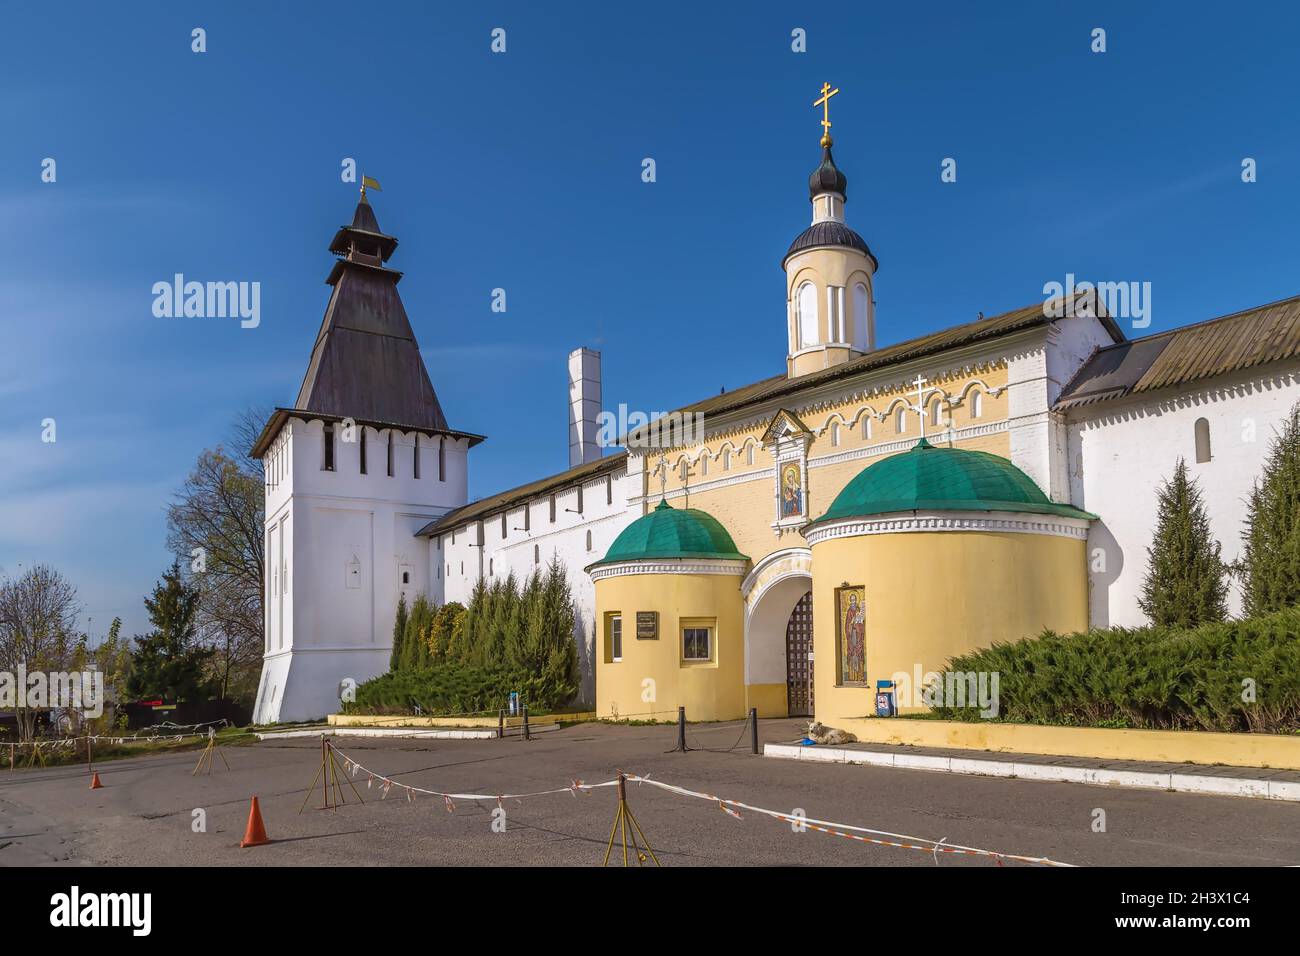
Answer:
[[814, 82, 840, 147]]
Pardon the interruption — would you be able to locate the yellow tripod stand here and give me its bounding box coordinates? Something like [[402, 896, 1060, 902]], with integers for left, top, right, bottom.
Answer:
[[602, 773, 661, 867]]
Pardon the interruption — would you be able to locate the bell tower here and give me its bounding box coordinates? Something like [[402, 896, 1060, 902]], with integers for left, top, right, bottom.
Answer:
[[783, 83, 878, 378]]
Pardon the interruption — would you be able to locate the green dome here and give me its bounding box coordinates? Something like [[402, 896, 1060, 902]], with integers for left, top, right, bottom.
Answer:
[[591, 500, 749, 567], [808, 439, 1095, 528]]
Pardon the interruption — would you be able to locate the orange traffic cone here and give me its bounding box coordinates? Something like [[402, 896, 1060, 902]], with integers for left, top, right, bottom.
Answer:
[[89, 771, 103, 790], [239, 796, 271, 848]]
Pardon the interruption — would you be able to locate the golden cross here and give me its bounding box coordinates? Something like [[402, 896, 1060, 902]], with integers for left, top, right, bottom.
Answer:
[[814, 82, 839, 146]]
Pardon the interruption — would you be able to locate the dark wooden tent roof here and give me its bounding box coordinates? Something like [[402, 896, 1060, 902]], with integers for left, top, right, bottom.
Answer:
[[259, 198, 454, 449]]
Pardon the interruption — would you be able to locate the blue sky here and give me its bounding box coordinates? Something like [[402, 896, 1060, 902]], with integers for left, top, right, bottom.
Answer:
[[2, 1, 1297, 640]]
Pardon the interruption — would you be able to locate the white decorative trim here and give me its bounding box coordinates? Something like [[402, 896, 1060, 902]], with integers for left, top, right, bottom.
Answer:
[[740, 547, 813, 600], [588, 558, 749, 581], [807, 421, 1010, 470], [803, 510, 1091, 546], [627, 419, 1016, 508]]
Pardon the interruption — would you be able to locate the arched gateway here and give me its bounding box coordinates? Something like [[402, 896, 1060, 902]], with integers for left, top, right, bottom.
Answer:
[[742, 548, 813, 718]]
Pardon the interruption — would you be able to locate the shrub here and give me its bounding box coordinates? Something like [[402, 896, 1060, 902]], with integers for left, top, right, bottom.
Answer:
[[345, 661, 521, 716], [930, 606, 1300, 732]]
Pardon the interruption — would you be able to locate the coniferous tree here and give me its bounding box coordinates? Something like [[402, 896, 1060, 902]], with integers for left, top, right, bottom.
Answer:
[[508, 560, 580, 706], [1242, 402, 1300, 615], [389, 594, 408, 671], [458, 578, 489, 664], [401, 595, 433, 671], [1139, 458, 1229, 628], [125, 563, 214, 702]]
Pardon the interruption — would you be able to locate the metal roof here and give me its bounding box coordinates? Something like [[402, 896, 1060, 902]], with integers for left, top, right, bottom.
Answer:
[[783, 220, 877, 269], [626, 291, 1123, 449], [415, 452, 627, 537], [587, 499, 749, 568], [805, 438, 1095, 529], [1055, 293, 1300, 411]]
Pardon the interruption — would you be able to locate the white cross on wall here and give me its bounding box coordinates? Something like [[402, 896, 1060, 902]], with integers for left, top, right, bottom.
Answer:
[[908, 374, 941, 440]]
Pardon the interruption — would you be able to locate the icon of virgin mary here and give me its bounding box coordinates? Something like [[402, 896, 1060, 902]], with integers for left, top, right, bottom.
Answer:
[[781, 464, 803, 517]]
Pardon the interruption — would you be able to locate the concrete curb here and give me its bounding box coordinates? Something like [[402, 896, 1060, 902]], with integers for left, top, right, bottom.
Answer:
[[763, 743, 1300, 802], [257, 727, 498, 741]]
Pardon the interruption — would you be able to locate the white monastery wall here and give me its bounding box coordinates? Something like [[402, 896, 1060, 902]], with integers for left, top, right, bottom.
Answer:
[[1067, 365, 1300, 628], [434, 463, 636, 705]]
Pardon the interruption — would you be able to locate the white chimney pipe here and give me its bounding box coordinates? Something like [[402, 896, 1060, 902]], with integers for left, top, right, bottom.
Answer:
[[568, 347, 602, 468]]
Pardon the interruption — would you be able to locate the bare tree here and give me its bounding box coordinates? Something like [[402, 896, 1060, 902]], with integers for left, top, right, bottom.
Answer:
[[165, 406, 269, 702], [0, 565, 81, 740]]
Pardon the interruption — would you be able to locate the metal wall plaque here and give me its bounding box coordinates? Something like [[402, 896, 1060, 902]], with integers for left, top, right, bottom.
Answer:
[[636, 611, 658, 640]]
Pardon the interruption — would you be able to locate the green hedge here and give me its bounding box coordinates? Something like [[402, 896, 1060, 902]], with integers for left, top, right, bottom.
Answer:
[[343, 661, 535, 717], [930, 606, 1300, 733]]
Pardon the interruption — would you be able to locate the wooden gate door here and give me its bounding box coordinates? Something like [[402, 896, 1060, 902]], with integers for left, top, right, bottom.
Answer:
[[785, 591, 814, 717]]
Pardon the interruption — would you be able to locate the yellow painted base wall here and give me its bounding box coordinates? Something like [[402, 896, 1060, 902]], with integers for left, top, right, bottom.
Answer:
[[836, 717, 1300, 771], [327, 712, 594, 729], [745, 682, 788, 718], [595, 572, 746, 722], [811, 531, 1089, 725]]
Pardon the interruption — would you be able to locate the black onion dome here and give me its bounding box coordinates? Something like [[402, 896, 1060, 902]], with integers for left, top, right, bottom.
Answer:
[[809, 146, 848, 199], [784, 221, 878, 268]]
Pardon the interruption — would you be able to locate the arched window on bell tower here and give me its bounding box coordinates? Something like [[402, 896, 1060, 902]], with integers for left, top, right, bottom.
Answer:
[[797, 281, 818, 349], [852, 282, 870, 351]]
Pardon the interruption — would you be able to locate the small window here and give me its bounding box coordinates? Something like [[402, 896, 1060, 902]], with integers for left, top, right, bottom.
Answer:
[[969, 391, 983, 420], [1195, 417, 1212, 463], [722, 449, 731, 471], [323, 424, 335, 471], [680, 460, 689, 481], [606, 475, 613, 505], [701, 456, 709, 477], [861, 416, 872, 440], [830, 422, 840, 447], [682, 626, 712, 662], [489, 559, 494, 576], [608, 614, 623, 663], [576, 485, 584, 514], [359, 430, 367, 474], [386, 432, 394, 477], [534, 544, 540, 564], [438, 439, 446, 481], [746, 444, 754, 466], [401, 570, 410, 585], [549, 495, 557, 522], [895, 407, 907, 433], [524, 506, 531, 532], [460, 561, 463, 575], [930, 401, 942, 428], [501, 514, 507, 539], [586, 529, 593, 552], [413, 435, 421, 478]]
